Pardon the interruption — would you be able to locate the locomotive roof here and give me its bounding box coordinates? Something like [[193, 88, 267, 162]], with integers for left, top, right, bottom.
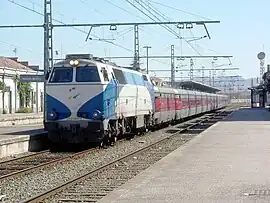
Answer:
[[54, 55, 142, 74], [175, 80, 221, 93]]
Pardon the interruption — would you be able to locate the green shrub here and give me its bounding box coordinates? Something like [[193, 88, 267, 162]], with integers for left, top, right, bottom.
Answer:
[[15, 108, 33, 113]]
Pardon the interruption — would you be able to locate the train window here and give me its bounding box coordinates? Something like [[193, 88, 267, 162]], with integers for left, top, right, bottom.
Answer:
[[133, 74, 144, 86], [101, 67, 109, 82], [76, 66, 101, 82], [123, 71, 136, 85], [49, 67, 73, 83], [113, 68, 126, 84]]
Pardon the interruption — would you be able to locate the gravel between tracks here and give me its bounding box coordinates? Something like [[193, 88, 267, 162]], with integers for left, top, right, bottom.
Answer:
[[0, 151, 37, 163], [0, 127, 182, 203]]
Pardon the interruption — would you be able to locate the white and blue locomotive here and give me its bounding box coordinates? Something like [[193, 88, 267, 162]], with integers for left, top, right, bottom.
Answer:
[[45, 54, 155, 148], [45, 54, 229, 149]]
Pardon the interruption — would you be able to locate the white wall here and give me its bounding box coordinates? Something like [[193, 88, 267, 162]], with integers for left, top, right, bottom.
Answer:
[[0, 66, 44, 114]]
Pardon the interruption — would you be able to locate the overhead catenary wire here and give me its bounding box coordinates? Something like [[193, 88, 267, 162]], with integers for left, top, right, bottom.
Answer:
[[148, 0, 212, 21], [125, 0, 201, 56], [6, 0, 133, 53]]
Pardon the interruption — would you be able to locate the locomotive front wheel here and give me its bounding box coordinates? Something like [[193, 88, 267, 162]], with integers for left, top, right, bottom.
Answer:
[[99, 133, 110, 148], [99, 140, 105, 148], [109, 135, 117, 145]]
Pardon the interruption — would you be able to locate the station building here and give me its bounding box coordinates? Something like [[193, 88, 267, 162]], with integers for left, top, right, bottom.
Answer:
[[0, 57, 44, 114]]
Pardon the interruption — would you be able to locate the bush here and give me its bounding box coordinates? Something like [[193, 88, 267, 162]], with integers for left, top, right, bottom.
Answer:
[[15, 108, 33, 113]]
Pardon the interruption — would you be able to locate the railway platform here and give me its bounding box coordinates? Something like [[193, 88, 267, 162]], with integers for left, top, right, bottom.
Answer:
[[0, 112, 43, 127], [98, 107, 270, 203], [0, 124, 46, 158]]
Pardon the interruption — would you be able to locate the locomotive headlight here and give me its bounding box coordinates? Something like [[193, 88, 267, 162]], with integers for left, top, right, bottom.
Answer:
[[48, 111, 57, 120], [73, 60, 79, 65], [93, 110, 101, 119], [69, 59, 79, 66]]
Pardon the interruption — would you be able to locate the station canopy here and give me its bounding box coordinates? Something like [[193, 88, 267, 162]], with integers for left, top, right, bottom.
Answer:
[[248, 84, 266, 92], [175, 80, 221, 93]]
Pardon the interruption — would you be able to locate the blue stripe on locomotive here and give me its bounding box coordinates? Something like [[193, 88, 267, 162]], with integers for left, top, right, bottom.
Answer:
[[46, 94, 71, 120], [77, 80, 117, 120], [46, 72, 155, 121]]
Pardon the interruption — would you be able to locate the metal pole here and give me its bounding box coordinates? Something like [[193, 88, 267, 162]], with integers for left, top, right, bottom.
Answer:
[[36, 70, 39, 114], [189, 58, 194, 81], [134, 25, 139, 70], [43, 0, 53, 128], [143, 46, 151, 74], [171, 45, 175, 87], [146, 48, 149, 74]]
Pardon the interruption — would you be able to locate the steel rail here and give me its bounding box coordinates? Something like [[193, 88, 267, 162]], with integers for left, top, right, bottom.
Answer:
[[23, 107, 237, 203]]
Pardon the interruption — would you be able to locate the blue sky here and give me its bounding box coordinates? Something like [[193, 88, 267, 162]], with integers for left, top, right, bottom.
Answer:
[[0, 0, 269, 80]]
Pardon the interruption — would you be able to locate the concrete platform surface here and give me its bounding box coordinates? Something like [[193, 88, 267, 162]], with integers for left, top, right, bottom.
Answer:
[[0, 112, 43, 126], [98, 108, 270, 203], [0, 124, 47, 158]]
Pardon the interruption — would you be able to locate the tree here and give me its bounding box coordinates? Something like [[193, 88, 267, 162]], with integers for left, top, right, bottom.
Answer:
[[0, 80, 6, 114], [0, 81, 4, 91], [14, 74, 32, 108]]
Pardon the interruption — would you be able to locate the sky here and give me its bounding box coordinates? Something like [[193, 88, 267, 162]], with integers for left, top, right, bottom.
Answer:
[[0, 0, 269, 80]]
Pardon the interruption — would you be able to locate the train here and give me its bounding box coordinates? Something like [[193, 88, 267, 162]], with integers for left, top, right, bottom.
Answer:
[[44, 54, 229, 149]]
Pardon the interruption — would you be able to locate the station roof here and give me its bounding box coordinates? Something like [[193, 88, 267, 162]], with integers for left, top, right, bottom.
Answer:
[[175, 80, 221, 93], [248, 84, 265, 91]]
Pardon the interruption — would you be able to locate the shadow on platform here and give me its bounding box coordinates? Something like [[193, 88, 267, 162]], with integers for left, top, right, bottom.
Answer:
[[221, 107, 270, 121], [0, 129, 48, 153], [3, 129, 46, 136]]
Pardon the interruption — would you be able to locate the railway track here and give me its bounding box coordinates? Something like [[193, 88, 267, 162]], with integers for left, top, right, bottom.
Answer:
[[0, 148, 97, 181], [23, 107, 237, 203]]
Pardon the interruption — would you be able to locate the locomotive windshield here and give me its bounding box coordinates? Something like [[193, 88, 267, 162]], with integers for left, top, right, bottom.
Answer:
[[76, 66, 101, 82], [49, 67, 73, 83]]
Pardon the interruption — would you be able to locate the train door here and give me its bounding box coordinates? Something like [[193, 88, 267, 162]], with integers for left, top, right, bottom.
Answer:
[[187, 91, 191, 117], [103, 67, 117, 119], [216, 95, 218, 108], [154, 88, 162, 124], [208, 94, 210, 111], [172, 92, 176, 120], [194, 92, 197, 115], [175, 93, 181, 120], [111, 69, 122, 118]]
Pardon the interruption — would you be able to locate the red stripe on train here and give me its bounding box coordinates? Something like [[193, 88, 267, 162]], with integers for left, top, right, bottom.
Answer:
[[155, 98, 216, 112]]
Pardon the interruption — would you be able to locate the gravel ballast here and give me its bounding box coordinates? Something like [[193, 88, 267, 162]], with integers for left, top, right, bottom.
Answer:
[[0, 129, 178, 203]]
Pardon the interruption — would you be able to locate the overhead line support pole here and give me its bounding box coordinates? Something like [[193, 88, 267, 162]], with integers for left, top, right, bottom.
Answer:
[[143, 46, 152, 74], [171, 45, 175, 87], [43, 0, 53, 128], [134, 25, 139, 70]]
